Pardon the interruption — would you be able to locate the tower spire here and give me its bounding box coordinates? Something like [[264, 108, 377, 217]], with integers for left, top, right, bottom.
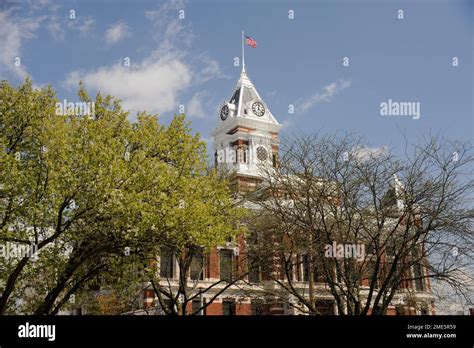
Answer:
[[241, 30, 246, 72]]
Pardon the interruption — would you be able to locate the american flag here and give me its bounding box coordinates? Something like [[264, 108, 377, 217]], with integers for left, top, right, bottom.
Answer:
[[245, 35, 257, 48]]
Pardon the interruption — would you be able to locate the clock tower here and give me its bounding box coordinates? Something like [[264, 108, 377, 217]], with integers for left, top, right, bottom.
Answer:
[[212, 63, 282, 191]]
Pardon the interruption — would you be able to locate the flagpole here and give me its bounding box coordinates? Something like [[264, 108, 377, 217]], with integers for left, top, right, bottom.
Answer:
[[241, 30, 245, 72]]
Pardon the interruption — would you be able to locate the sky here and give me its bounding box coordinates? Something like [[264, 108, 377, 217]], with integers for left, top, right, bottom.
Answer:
[[0, 0, 472, 158]]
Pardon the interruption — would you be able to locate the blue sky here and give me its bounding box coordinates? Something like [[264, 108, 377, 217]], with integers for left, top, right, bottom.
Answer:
[[0, 0, 472, 156]]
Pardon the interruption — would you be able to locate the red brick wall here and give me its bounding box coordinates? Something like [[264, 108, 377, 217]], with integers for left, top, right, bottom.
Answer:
[[143, 289, 154, 308], [208, 249, 220, 279], [236, 303, 251, 315], [205, 302, 222, 315]]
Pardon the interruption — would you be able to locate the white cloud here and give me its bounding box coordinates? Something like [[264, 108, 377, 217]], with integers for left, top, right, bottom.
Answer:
[[144, 0, 186, 21], [186, 92, 206, 118], [65, 57, 191, 114], [351, 146, 388, 162], [47, 16, 64, 41], [145, 0, 192, 55], [27, 0, 52, 10], [64, 0, 224, 119], [48, 13, 95, 41], [68, 16, 95, 35], [0, 10, 44, 80], [194, 55, 226, 83], [297, 79, 351, 113], [105, 22, 131, 45], [45, 2, 94, 41]]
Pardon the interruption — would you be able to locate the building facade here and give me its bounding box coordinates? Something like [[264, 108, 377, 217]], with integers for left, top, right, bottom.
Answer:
[[141, 64, 435, 316]]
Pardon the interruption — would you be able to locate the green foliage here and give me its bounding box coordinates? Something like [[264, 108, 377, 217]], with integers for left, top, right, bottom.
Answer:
[[0, 79, 243, 314]]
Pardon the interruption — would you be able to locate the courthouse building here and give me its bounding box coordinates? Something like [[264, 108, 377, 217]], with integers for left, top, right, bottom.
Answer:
[[141, 63, 435, 316]]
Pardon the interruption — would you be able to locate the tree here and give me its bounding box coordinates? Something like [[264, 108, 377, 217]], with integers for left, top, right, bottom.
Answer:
[[247, 131, 473, 315], [146, 167, 248, 316], [92, 137, 248, 316], [0, 79, 243, 315]]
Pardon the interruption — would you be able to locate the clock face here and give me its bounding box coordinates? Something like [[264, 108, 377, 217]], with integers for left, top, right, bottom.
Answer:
[[220, 105, 229, 120], [252, 101, 265, 117]]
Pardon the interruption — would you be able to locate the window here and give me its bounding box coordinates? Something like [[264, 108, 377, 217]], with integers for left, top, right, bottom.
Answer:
[[386, 241, 397, 257], [395, 304, 405, 315], [365, 261, 380, 288], [220, 249, 233, 281], [160, 247, 174, 279], [160, 299, 173, 314], [386, 262, 400, 290], [256, 146, 268, 161], [247, 233, 261, 283], [315, 300, 335, 315], [285, 259, 294, 282], [317, 259, 335, 283], [303, 254, 321, 283], [413, 264, 425, 291], [295, 255, 302, 281], [303, 254, 310, 282], [230, 88, 240, 105], [373, 305, 383, 314], [248, 264, 261, 283], [342, 258, 357, 283], [366, 241, 377, 255], [192, 300, 202, 315], [251, 300, 264, 315], [190, 248, 204, 280], [222, 300, 236, 315], [248, 250, 261, 283]]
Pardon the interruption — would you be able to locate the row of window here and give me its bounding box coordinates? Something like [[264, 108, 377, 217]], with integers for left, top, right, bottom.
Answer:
[[160, 248, 427, 292], [171, 299, 336, 315], [162, 297, 429, 315], [213, 148, 278, 166], [161, 298, 257, 315], [160, 248, 243, 282], [160, 247, 206, 280]]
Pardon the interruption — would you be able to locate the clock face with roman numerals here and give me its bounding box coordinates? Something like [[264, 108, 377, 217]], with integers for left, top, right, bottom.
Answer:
[[252, 101, 265, 117], [220, 105, 229, 120]]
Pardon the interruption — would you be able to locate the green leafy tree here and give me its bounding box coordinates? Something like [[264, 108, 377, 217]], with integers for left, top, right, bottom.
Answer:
[[0, 79, 243, 315]]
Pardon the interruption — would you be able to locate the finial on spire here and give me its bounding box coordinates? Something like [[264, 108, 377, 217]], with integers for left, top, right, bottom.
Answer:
[[241, 30, 246, 72]]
